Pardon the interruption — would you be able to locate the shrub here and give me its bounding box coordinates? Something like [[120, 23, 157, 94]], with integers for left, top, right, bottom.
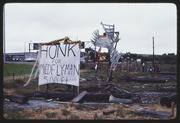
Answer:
[[61, 109, 71, 116], [93, 113, 103, 120], [69, 114, 80, 120], [44, 112, 57, 118], [116, 109, 131, 118], [74, 104, 86, 110], [4, 109, 27, 119]]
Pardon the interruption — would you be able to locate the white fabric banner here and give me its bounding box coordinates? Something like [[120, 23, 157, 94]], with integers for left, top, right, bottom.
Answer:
[[38, 43, 80, 86], [110, 47, 121, 70], [96, 37, 112, 49]]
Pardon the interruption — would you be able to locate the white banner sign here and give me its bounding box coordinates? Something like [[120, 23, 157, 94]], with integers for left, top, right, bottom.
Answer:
[[38, 43, 80, 86]]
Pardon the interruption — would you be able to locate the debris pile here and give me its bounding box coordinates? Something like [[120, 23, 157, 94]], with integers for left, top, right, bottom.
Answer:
[[4, 81, 175, 105]]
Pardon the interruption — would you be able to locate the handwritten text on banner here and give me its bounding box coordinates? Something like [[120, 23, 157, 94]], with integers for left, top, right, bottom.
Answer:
[[38, 43, 80, 86]]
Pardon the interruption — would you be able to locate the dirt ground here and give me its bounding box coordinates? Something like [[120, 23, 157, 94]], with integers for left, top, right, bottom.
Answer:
[[3, 63, 177, 120], [3, 98, 177, 120]]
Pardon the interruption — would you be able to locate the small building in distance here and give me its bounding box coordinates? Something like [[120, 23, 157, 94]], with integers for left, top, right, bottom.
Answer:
[[4, 52, 38, 62]]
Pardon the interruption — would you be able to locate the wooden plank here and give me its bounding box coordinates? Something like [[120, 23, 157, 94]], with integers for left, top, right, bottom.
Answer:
[[71, 91, 87, 103], [4, 94, 29, 104], [53, 101, 78, 105], [24, 91, 111, 102], [83, 102, 113, 107], [80, 85, 102, 92], [109, 95, 133, 104], [131, 109, 172, 118], [76, 86, 79, 95], [103, 109, 122, 115], [81, 92, 110, 102], [151, 72, 177, 75]]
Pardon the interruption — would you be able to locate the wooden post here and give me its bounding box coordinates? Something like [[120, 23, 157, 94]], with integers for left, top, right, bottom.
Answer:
[[171, 102, 175, 116], [106, 49, 113, 82], [37, 85, 40, 91], [106, 69, 112, 82], [29, 43, 31, 53], [46, 84, 50, 90], [4, 94, 29, 104], [3, 7, 5, 63], [76, 86, 79, 96], [152, 37, 155, 72]]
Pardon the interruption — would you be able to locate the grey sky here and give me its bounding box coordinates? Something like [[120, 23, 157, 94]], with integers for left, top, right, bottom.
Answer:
[[4, 3, 177, 55]]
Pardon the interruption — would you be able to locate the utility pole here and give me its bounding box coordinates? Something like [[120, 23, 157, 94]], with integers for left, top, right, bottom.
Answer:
[[29, 41, 32, 53], [3, 6, 5, 63], [152, 37, 155, 72]]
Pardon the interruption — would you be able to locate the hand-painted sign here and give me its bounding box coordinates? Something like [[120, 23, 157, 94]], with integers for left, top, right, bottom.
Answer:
[[38, 43, 80, 86]]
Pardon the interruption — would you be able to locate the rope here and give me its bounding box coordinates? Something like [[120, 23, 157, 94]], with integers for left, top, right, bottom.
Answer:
[[41, 37, 81, 45], [40, 38, 66, 45], [34, 66, 39, 79], [23, 51, 40, 87]]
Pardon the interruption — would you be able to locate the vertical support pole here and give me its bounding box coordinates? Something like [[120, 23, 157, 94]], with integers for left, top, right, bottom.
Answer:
[[3, 7, 5, 63], [29, 43, 30, 53], [46, 84, 50, 90], [37, 85, 40, 91], [171, 102, 175, 116], [94, 41, 96, 62], [24, 42, 26, 61], [37, 46, 41, 91], [76, 86, 79, 96], [113, 24, 115, 40], [108, 49, 112, 79], [106, 49, 113, 82], [152, 37, 155, 72]]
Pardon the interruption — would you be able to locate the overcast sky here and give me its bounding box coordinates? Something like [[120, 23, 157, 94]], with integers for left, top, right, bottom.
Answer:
[[4, 3, 177, 55]]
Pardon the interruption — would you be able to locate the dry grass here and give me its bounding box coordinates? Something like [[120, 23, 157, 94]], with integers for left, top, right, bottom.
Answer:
[[3, 74, 39, 95], [4, 102, 177, 120], [3, 63, 177, 120]]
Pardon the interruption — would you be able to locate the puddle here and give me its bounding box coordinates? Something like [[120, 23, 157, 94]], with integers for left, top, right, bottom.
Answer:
[[3, 98, 64, 110]]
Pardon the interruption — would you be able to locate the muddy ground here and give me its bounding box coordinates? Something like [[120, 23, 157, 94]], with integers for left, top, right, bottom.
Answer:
[[3, 61, 177, 120], [3, 72, 177, 120]]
